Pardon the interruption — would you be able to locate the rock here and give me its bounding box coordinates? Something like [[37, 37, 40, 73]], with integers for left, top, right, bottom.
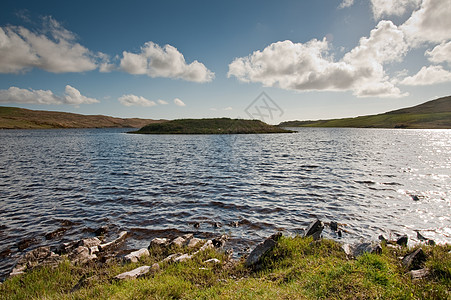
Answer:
[[342, 242, 382, 257], [149, 237, 168, 248], [94, 225, 108, 236], [171, 236, 186, 247], [124, 248, 150, 263], [212, 235, 228, 248], [99, 231, 127, 251], [411, 195, 420, 201], [162, 253, 183, 263], [245, 234, 279, 267], [183, 233, 194, 240], [0, 248, 12, 259], [173, 253, 192, 263], [378, 235, 387, 242], [204, 258, 221, 264], [330, 221, 338, 232], [10, 246, 62, 277], [402, 248, 426, 270], [193, 222, 200, 228], [303, 219, 324, 241], [187, 237, 202, 248], [396, 235, 408, 247], [55, 241, 78, 255], [198, 240, 214, 252], [79, 237, 101, 248], [114, 265, 152, 280], [409, 268, 429, 280], [17, 238, 38, 251], [44, 227, 68, 240], [69, 246, 97, 264], [416, 231, 435, 245]]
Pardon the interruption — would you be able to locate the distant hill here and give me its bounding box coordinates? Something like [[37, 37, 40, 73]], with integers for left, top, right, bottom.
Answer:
[[0, 106, 164, 129], [279, 96, 451, 129], [131, 118, 294, 134]]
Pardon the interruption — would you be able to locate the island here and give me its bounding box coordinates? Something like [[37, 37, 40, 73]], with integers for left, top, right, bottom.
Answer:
[[279, 95, 451, 129], [130, 118, 294, 134]]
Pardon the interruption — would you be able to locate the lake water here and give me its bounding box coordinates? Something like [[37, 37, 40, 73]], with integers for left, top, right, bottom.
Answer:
[[0, 127, 450, 279]]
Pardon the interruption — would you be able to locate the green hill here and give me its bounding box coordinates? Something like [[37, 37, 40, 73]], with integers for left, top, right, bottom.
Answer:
[[0, 106, 163, 129], [279, 96, 451, 129], [131, 118, 294, 134]]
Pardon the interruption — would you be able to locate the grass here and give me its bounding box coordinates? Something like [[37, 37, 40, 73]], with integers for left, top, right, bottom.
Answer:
[[1, 236, 449, 299], [131, 118, 294, 134]]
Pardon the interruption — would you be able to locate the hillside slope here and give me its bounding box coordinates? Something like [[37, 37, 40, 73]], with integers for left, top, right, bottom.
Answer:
[[279, 96, 451, 129], [0, 107, 163, 129]]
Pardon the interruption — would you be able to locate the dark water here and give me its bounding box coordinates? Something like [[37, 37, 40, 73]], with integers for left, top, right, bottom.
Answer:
[[0, 128, 450, 278]]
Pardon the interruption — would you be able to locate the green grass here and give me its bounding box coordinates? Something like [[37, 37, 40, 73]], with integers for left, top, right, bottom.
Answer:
[[131, 118, 294, 134], [1, 236, 449, 299]]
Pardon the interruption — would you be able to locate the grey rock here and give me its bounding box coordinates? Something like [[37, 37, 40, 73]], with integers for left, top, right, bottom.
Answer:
[[198, 240, 214, 252], [99, 231, 127, 251], [69, 246, 97, 264], [245, 235, 279, 267], [94, 226, 108, 236], [10, 246, 62, 277], [303, 219, 324, 241], [171, 236, 186, 247], [204, 258, 221, 264], [187, 237, 202, 248], [124, 248, 150, 263], [79, 237, 101, 248], [396, 235, 408, 247], [173, 253, 192, 263], [330, 221, 338, 232], [114, 265, 152, 280], [409, 268, 429, 280], [149, 237, 168, 248], [342, 242, 382, 257], [402, 248, 426, 270], [162, 253, 183, 263]]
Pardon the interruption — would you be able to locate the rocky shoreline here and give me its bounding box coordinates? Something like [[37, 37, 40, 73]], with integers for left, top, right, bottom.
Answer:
[[4, 219, 437, 283]]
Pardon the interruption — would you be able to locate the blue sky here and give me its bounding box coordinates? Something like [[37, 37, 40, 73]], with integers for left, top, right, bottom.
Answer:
[[1, 0, 450, 123]]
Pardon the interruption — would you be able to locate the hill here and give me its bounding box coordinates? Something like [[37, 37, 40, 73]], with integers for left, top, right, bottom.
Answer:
[[279, 96, 451, 129], [131, 118, 294, 134], [0, 106, 163, 129]]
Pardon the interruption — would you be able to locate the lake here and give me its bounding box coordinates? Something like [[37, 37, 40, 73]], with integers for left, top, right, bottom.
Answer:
[[0, 127, 450, 279]]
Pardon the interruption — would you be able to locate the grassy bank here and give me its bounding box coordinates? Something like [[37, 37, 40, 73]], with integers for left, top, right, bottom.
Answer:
[[131, 118, 294, 134], [1, 236, 449, 299]]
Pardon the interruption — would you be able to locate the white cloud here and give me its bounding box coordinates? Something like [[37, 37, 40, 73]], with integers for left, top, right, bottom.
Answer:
[[157, 99, 168, 105], [118, 94, 157, 107], [338, 0, 354, 9], [426, 41, 451, 65], [174, 98, 186, 106], [223, 106, 233, 111], [120, 42, 214, 82], [228, 21, 408, 98], [0, 85, 99, 105], [370, 0, 421, 19], [401, 0, 451, 46], [400, 65, 451, 85], [0, 17, 99, 73]]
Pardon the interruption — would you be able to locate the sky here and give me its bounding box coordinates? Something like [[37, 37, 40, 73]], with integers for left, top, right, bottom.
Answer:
[[1, 0, 450, 124]]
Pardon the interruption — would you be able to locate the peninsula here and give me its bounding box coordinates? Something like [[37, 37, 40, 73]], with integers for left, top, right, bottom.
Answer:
[[131, 118, 294, 134], [279, 95, 451, 129]]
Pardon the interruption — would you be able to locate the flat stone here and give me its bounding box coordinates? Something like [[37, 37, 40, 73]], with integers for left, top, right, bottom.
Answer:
[[173, 253, 192, 263], [303, 219, 324, 241], [162, 253, 183, 263], [204, 258, 221, 264], [124, 248, 150, 263], [245, 236, 278, 267], [198, 240, 214, 252], [182, 234, 194, 240], [69, 246, 97, 264], [402, 248, 426, 270], [342, 242, 382, 257], [99, 231, 127, 251], [10, 246, 62, 277], [79, 237, 101, 248], [187, 238, 202, 248], [114, 265, 151, 280], [410, 268, 429, 279]]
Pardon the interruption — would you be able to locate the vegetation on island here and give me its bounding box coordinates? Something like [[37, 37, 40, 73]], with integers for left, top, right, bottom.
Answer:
[[0, 106, 163, 129], [1, 236, 449, 299], [280, 95, 451, 129], [131, 118, 294, 134]]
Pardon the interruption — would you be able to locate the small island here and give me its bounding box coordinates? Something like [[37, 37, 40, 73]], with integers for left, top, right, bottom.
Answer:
[[130, 118, 295, 134]]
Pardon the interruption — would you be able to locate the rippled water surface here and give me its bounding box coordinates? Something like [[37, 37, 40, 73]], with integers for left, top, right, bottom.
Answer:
[[1, 128, 450, 278]]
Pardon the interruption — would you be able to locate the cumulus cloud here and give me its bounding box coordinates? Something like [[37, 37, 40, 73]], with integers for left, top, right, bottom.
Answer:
[[228, 20, 408, 98], [401, 0, 451, 46], [426, 41, 451, 65], [0, 17, 99, 73], [370, 0, 421, 19], [400, 65, 451, 85], [118, 94, 157, 107], [157, 99, 168, 105], [119, 42, 214, 82], [0, 85, 99, 105], [174, 98, 186, 106]]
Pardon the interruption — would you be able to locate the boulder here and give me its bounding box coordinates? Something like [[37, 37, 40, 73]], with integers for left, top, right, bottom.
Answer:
[[303, 219, 324, 241], [10, 246, 62, 277], [212, 235, 228, 248], [149, 237, 168, 248], [187, 238, 202, 248], [68, 246, 97, 264], [79, 237, 101, 248], [173, 253, 192, 263], [396, 235, 408, 247], [245, 234, 280, 267], [342, 242, 382, 257], [94, 225, 108, 236], [114, 265, 152, 280], [171, 237, 186, 247], [402, 248, 426, 270], [409, 268, 429, 280], [329, 221, 338, 232], [124, 248, 150, 263], [99, 231, 127, 251], [198, 240, 214, 252]]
